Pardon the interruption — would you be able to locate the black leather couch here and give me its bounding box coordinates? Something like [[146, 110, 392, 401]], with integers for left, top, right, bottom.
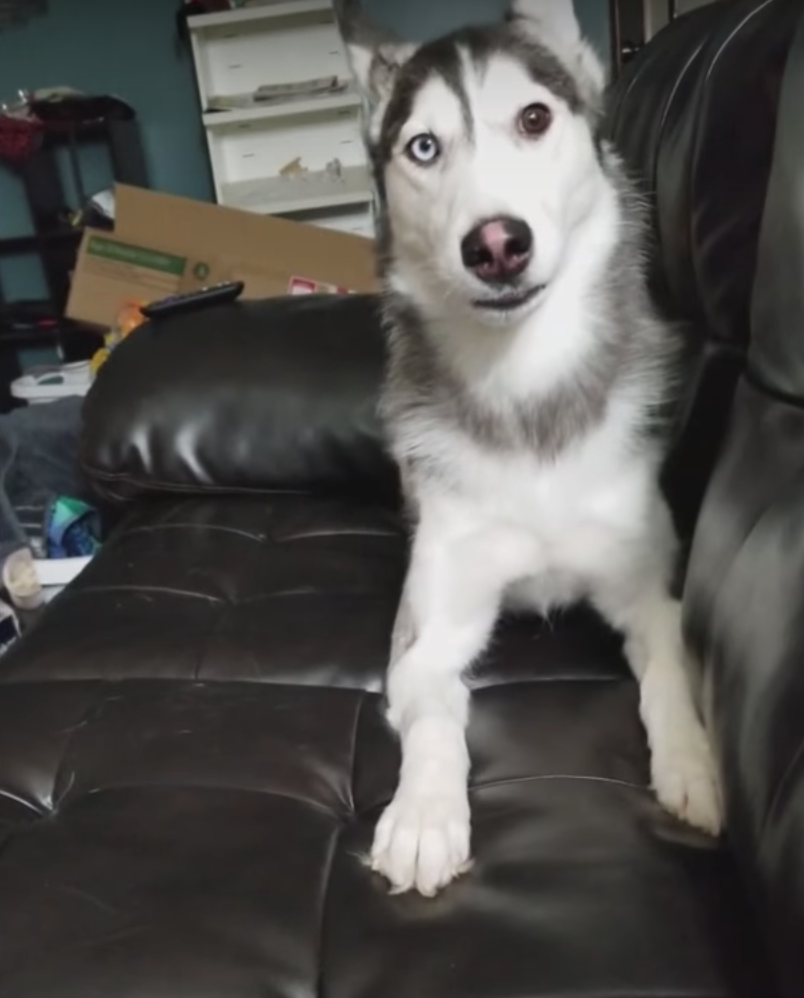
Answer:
[[0, 2, 802, 996]]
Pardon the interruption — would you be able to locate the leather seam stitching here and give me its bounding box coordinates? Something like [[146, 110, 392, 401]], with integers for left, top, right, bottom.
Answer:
[[471, 773, 649, 793], [347, 692, 366, 816], [314, 821, 341, 998], [50, 682, 107, 812], [759, 734, 804, 853], [744, 364, 804, 411]]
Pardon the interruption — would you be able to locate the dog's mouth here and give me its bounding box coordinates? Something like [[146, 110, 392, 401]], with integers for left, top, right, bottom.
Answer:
[[471, 284, 545, 313]]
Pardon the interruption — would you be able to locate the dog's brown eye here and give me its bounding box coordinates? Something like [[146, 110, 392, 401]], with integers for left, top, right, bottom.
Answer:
[[519, 103, 552, 137]]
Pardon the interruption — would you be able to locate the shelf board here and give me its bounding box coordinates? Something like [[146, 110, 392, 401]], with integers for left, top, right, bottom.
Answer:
[[188, 0, 333, 32], [0, 228, 81, 256], [203, 89, 361, 127], [220, 165, 373, 215]]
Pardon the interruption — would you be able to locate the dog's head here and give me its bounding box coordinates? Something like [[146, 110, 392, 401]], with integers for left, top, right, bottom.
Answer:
[[342, 0, 611, 324]]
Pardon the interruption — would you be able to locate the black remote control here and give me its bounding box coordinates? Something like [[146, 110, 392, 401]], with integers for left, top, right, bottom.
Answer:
[[141, 280, 245, 319]]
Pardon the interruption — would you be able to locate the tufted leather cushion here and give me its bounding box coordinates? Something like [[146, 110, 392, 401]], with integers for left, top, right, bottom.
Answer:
[[0, 494, 774, 996]]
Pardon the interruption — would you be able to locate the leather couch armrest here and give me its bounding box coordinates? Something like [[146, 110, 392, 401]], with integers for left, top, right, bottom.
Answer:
[[79, 294, 399, 505]]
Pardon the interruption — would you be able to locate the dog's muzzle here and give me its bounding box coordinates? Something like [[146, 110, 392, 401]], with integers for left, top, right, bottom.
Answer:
[[472, 284, 545, 313]]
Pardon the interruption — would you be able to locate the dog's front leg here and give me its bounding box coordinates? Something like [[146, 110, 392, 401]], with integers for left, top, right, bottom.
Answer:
[[595, 582, 723, 836], [371, 513, 530, 897]]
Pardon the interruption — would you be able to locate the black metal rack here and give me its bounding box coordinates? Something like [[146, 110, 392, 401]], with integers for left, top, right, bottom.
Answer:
[[0, 106, 149, 411], [0, 112, 148, 310]]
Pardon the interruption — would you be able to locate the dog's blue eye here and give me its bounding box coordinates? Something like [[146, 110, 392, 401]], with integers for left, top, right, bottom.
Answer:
[[405, 133, 440, 165]]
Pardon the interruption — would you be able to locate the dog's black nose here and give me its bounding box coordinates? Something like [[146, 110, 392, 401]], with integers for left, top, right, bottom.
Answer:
[[461, 216, 533, 283]]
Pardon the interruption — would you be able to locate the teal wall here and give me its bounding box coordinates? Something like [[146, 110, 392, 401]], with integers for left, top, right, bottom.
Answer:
[[0, 0, 609, 303], [0, 0, 213, 302]]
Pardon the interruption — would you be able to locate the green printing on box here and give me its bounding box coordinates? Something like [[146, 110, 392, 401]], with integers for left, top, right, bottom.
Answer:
[[87, 236, 187, 276]]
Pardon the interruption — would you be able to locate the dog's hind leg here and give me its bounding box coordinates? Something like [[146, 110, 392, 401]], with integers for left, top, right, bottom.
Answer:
[[594, 583, 723, 836], [371, 510, 536, 896]]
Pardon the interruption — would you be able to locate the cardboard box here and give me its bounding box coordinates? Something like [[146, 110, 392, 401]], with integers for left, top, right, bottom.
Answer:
[[66, 184, 377, 327]]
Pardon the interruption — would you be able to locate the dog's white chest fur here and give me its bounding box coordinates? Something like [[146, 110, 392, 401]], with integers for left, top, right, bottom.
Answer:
[[409, 408, 662, 612]]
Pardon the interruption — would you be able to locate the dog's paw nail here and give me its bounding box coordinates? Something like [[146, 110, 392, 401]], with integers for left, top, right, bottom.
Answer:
[[370, 790, 472, 897]]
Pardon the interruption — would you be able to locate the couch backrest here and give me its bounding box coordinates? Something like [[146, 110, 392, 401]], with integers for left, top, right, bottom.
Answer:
[[606, 0, 801, 541], [681, 4, 804, 995]]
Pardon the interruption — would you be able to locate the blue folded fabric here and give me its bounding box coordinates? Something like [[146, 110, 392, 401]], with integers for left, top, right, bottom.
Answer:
[[45, 495, 101, 558]]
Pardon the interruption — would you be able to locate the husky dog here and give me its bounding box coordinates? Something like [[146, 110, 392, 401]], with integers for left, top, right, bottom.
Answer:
[[342, 0, 723, 897]]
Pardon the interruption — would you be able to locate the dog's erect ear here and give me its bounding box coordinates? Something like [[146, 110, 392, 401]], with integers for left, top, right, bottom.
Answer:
[[347, 40, 417, 103], [336, 0, 416, 103], [508, 0, 606, 101]]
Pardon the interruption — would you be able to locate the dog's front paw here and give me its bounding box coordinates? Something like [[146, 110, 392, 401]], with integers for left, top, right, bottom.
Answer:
[[651, 724, 724, 836], [370, 786, 472, 897]]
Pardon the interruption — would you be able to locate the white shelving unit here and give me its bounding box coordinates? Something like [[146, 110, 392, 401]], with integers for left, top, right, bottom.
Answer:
[[188, 0, 375, 238]]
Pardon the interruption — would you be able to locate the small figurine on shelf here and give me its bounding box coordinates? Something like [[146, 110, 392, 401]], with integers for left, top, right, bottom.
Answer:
[[324, 158, 343, 181]]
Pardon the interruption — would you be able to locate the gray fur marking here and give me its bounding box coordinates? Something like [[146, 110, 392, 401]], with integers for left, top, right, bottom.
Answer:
[[375, 23, 587, 165], [380, 150, 678, 469], [350, 13, 678, 478]]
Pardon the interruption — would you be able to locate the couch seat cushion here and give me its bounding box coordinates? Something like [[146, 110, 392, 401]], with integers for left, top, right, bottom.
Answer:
[[0, 495, 772, 997]]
